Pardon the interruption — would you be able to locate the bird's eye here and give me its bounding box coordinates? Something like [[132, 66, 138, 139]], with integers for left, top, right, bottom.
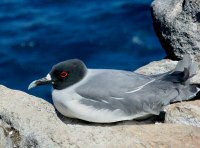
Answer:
[[60, 71, 69, 78]]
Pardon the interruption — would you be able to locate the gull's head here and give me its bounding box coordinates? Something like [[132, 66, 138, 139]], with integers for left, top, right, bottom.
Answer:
[[28, 59, 87, 90]]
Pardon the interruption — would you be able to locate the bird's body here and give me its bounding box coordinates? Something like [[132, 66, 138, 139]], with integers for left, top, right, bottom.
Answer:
[[52, 69, 154, 123], [29, 54, 200, 123]]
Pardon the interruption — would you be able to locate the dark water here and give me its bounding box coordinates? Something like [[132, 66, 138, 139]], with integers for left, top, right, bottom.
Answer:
[[0, 0, 165, 103]]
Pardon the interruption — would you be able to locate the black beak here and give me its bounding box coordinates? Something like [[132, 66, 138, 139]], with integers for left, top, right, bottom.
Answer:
[[28, 74, 52, 90]]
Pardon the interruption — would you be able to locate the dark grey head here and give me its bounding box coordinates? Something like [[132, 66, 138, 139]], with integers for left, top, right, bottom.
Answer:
[[28, 59, 87, 90]]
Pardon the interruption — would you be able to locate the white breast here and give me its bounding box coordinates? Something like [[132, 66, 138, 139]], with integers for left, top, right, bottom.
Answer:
[[52, 70, 95, 119]]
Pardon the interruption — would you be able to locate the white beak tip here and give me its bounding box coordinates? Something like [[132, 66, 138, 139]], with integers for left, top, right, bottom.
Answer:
[[28, 81, 37, 90]]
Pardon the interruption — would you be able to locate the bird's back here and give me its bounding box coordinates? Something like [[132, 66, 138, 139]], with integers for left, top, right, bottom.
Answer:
[[76, 54, 200, 119]]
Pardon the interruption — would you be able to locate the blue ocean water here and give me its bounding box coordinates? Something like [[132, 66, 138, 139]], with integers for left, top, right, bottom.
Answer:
[[0, 0, 165, 103]]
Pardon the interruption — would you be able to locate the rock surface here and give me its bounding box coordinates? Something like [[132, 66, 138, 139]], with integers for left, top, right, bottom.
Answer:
[[135, 59, 177, 75], [1, 58, 200, 147], [151, 0, 200, 59], [165, 100, 200, 127]]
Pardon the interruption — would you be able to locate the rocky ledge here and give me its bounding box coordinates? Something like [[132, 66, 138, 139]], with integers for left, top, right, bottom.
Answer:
[[1, 59, 200, 148]]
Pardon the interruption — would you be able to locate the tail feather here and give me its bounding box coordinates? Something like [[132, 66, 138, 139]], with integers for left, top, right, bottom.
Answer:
[[163, 54, 198, 84], [173, 54, 198, 82], [169, 84, 199, 103], [174, 54, 192, 72], [166, 54, 200, 103]]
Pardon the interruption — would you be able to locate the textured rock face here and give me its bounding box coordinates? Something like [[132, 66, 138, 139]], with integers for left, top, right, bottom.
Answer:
[[1, 84, 200, 147], [165, 100, 200, 127], [151, 0, 200, 59], [135, 59, 177, 75]]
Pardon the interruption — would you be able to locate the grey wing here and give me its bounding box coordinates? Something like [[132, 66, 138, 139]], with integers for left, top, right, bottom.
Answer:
[[76, 54, 200, 119], [75, 70, 168, 117], [76, 70, 153, 100]]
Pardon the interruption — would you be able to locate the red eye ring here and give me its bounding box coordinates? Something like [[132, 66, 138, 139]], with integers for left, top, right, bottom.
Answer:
[[60, 71, 69, 78]]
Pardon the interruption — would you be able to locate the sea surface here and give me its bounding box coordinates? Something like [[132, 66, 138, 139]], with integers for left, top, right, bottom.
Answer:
[[0, 0, 165, 103]]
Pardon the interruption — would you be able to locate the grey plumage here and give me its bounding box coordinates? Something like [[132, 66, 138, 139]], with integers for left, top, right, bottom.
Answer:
[[76, 54, 200, 118]]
